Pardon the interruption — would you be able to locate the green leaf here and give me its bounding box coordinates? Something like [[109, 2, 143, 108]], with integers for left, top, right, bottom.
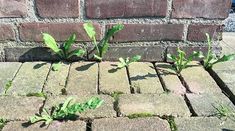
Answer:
[[4, 80, 12, 94], [42, 33, 62, 55], [167, 54, 177, 61], [52, 62, 62, 71], [64, 33, 76, 52], [83, 22, 96, 40], [67, 49, 86, 59], [26, 92, 47, 98], [94, 54, 102, 61], [130, 55, 141, 63], [117, 57, 127, 68], [61, 97, 74, 111]]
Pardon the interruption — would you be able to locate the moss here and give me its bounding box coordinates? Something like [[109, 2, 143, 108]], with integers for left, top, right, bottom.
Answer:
[[127, 113, 154, 119], [0, 118, 7, 130], [166, 116, 177, 131]]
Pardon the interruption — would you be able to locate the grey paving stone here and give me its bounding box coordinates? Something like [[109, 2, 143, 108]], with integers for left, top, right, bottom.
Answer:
[[175, 117, 235, 131], [2, 120, 86, 131], [0, 96, 44, 120], [212, 60, 235, 71], [181, 61, 221, 95], [155, 63, 186, 95], [44, 62, 70, 95], [7, 62, 51, 95], [99, 62, 130, 94], [66, 62, 98, 95], [92, 117, 171, 131], [128, 62, 164, 94], [211, 70, 235, 84], [226, 82, 235, 96], [186, 93, 235, 116], [0, 62, 21, 94], [118, 94, 191, 117], [44, 95, 116, 118]]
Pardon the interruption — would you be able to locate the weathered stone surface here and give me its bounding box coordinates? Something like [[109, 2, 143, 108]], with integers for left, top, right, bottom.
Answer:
[[99, 62, 130, 94], [172, 0, 231, 19], [66, 62, 98, 95], [44, 95, 116, 118], [118, 94, 191, 117], [36, 0, 79, 18], [187, 25, 222, 42], [212, 60, 235, 71], [211, 70, 235, 84], [19, 23, 101, 42], [180, 62, 222, 95], [129, 62, 164, 94], [155, 63, 186, 95], [88, 46, 164, 62], [226, 83, 235, 96], [0, 24, 15, 41], [92, 117, 171, 131], [0, 62, 21, 94], [186, 93, 235, 116], [86, 0, 167, 18], [107, 24, 184, 42], [0, 96, 44, 120], [44, 63, 70, 95], [0, 0, 27, 18], [7, 62, 50, 95], [2, 121, 86, 131], [175, 117, 235, 131]]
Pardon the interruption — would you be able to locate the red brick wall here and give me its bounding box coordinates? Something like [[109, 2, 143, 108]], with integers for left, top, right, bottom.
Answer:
[[0, 0, 232, 62]]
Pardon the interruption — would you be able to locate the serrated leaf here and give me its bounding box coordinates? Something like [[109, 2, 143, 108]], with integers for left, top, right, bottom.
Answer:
[[42, 33, 62, 55], [67, 49, 86, 59], [83, 22, 96, 39], [52, 62, 62, 71], [64, 33, 76, 52]]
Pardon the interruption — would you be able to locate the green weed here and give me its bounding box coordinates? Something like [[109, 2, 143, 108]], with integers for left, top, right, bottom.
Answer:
[[127, 113, 154, 119], [167, 47, 202, 75], [26, 92, 47, 99], [42, 33, 86, 71], [0, 118, 7, 130], [83, 22, 124, 61], [3, 80, 12, 95], [201, 33, 235, 69], [166, 116, 178, 131], [29, 97, 103, 126], [117, 55, 141, 69], [213, 104, 235, 122]]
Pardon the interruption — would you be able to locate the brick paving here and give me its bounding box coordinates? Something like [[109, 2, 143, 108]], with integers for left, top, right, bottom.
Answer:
[[0, 34, 235, 130]]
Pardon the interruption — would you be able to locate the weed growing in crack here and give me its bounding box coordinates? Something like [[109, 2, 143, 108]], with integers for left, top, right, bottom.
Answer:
[[117, 55, 141, 69], [26, 92, 47, 99], [83, 22, 124, 62], [213, 103, 235, 122], [200, 33, 235, 70], [42, 33, 86, 71], [2, 80, 12, 95], [29, 97, 103, 126], [111, 91, 124, 101], [165, 116, 177, 131], [127, 113, 154, 119], [0, 118, 7, 130], [167, 47, 202, 75]]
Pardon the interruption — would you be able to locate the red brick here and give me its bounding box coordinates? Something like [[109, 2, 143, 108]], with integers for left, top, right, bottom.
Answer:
[[86, 0, 167, 18], [187, 25, 223, 42], [172, 0, 231, 19], [19, 23, 101, 42], [0, 0, 27, 18], [107, 24, 184, 42], [0, 24, 15, 41], [36, 0, 79, 18]]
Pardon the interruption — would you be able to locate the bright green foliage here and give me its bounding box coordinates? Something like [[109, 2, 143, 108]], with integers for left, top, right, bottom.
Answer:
[[3, 80, 12, 95], [167, 48, 202, 74], [83, 22, 124, 61], [43, 33, 85, 60], [0, 118, 7, 130], [127, 113, 154, 119], [51, 62, 62, 71], [26, 92, 47, 99], [30, 97, 103, 125], [117, 55, 141, 69], [213, 104, 235, 122], [201, 33, 235, 69]]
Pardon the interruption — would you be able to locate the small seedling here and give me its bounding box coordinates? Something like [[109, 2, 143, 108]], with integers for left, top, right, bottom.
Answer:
[[117, 55, 141, 69], [127, 113, 154, 119], [201, 33, 235, 69], [43, 33, 86, 71], [3, 80, 12, 95], [167, 48, 202, 75], [83, 22, 124, 61], [30, 97, 103, 126], [0, 118, 7, 130], [213, 104, 235, 122]]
